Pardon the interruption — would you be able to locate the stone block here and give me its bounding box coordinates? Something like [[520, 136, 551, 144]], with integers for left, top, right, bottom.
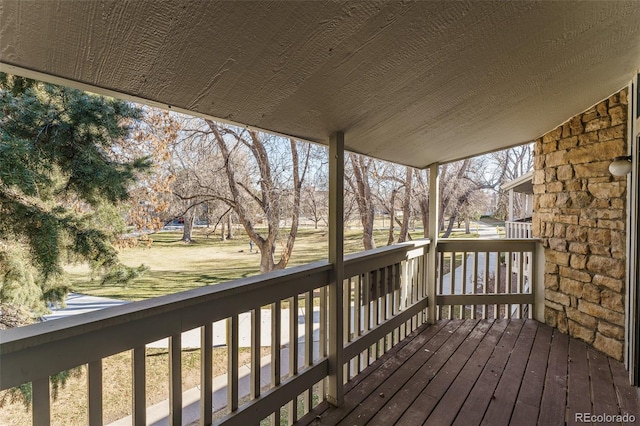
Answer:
[[569, 117, 584, 135], [582, 284, 601, 303], [557, 311, 568, 333], [596, 100, 608, 117], [598, 124, 625, 141], [544, 274, 559, 290], [578, 132, 598, 146], [532, 170, 545, 185], [589, 244, 611, 257], [559, 277, 584, 297], [545, 168, 557, 183], [546, 289, 571, 306], [578, 217, 597, 228], [601, 289, 624, 313], [573, 161, 610, 178], [566, 225, 587, 242], [555, 164, 573, 181], [542, 127, 563, 143], [578, 300, 625, 326], [564, 179, 582, 191], [598, 322, 625, 340], [545, 151, 566, 167], [581, 108, 598, 123], [593, 332, 623, 361], [548, 238, 567, 252], [607, 93, 620, 107], [609, 106, 626, 126], [559, 266, 591, 283], [587, 229, 611, 246], [588, 181, 625, 199], [567, 139, 626, 164], [545, 262, 559, 274], [558, 215, 579, 225], [569, 254, 587, 270], [534, 155, 545, 169], [611, 231, 625, 257], [562, 122, 571, 138], [548, 181, 563, 193], [597, 219, 625, 231], [558, 136, 578, 150], [544, 306, 558, 327], [570, 191, 592, 208], [538, 194, 556, 208], [586, 256, 624, 279], [547, 301, 565, 312], [553, 223, 566, 238], [584, 117, 611, 132], [568, 242, 589, 255], [568, 319, 595, 344], [566, 306, 598, 328], [611, 198, 625, 209], [592, 274, 623, 292], [545, 249, 570, 266], [620, 88, 628, 105]]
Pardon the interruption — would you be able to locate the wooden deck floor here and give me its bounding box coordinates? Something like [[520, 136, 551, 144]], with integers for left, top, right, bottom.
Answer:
[[300, 319, 639, 426]]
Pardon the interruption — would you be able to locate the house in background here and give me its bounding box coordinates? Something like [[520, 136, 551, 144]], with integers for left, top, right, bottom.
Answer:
[[1, 2, 639, 425], [502, 170, 534, 238]]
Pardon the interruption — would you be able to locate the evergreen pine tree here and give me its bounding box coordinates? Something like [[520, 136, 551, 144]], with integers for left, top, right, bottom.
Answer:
[[0, 73, 150, 326]]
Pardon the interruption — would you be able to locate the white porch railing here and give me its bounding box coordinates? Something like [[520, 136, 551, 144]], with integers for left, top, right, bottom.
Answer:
[[0, 238, 538, 425], [505, 221, 533, 238]]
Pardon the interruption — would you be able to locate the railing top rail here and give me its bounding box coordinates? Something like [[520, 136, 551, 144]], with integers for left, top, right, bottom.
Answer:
[[344, 238, 430, 276], [437, 238, 539, 252]]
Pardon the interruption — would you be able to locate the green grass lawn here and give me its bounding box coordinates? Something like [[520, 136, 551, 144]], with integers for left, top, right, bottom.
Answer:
[[69, 225, 481, 301]]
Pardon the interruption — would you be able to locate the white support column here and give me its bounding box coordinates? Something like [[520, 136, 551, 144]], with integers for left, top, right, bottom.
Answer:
[[427, 163, 440, 324], [627, 76, 639, 385], [508, 188, 514, 221], [327, 131, 345, 406]]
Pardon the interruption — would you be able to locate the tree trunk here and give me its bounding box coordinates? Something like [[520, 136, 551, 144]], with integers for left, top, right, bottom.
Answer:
[[397, 166, 412, 243], [181, 209, 195, 243], [226, 214, 234, 239], [220, 216, 226, 241], [387, 190, 397, 246], [465, 217, 471, 234], [348, 153, 376, 251]]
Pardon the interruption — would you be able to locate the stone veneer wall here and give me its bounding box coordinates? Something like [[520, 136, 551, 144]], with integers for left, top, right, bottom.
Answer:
[[532, 88, 628, 361]]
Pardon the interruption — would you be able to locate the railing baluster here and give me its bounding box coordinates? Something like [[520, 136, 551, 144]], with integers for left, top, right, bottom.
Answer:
[[32, 377, 50, 426], [438, 251, 444, 320], [287, 296, 298, 424], [342, 278, 350, 382], [271, 302, 281, 387], [471, 252, 478, 320], [319, 286, 327, 398], [227, 316, 239, 414], [461, 251, 467, 319], [132, 346, 146, 426], [483, 251, 489, 319], [251, 309, 261, 399], [201, 324, 213, 425], [495, 251, 501, 318], [304, 292, 313, 413], [506, 251, 512, 319], [88, 360, 102, 426], [449, 252, 455, 320], [170, 333, 182, 425], [518, 251, 525, 319]]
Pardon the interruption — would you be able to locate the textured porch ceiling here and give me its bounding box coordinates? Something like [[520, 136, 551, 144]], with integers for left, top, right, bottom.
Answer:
[[1, 1, 640, 168]]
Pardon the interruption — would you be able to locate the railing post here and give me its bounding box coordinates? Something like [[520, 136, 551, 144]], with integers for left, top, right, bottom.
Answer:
[[327, 131, 344, 406], [533, 241, 546, 321], [427, 163, 440, 324]]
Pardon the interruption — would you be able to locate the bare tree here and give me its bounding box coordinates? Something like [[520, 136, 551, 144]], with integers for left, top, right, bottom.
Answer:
[[206, 122, 311, 273], [345, 153, 376, 250]]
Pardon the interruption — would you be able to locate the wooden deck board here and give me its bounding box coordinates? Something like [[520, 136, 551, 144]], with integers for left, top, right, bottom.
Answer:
[[452, 319, 525, 426], [538, 329, 569, 425], [305, 319, 639, 426], [424, 320, 509, 426]]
